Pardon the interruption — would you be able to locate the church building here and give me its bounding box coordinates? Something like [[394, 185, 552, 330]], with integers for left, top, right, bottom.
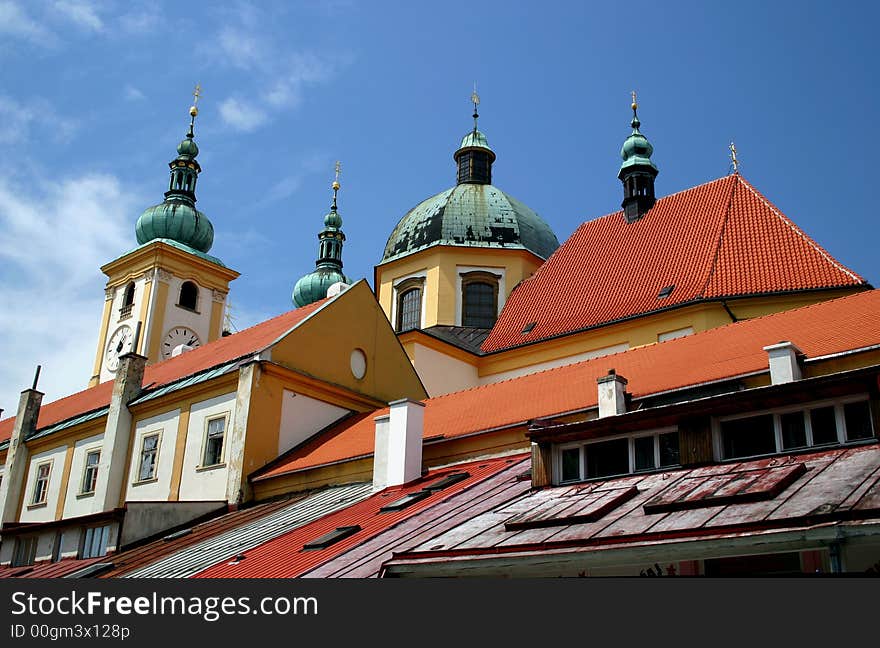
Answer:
[[0, 89, 877, 577]]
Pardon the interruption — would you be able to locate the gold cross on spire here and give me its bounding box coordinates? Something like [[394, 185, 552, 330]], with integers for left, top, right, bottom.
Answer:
[[729, 142, 740, 174], [471, 82, 480, 132]]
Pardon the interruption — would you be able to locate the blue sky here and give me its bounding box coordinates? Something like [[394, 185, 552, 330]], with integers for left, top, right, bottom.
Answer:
[[0, 0, 877, 412]]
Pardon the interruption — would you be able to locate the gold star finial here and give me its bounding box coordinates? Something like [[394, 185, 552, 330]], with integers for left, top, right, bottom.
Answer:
[[631, 90, 638, 111], [332, 160, 341, 191], [729, 142, 740, 174]]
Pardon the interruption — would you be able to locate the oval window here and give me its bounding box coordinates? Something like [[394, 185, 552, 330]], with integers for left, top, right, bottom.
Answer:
[[350, 349, 367, 380]]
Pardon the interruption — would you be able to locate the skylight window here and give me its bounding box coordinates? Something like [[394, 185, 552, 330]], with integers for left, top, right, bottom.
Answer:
[[521, 322, 537, 334], [302, 525, 361, 551], [380, 491, 431, 512], [422, 472, 469, 491], [657, 284, 675, 299]]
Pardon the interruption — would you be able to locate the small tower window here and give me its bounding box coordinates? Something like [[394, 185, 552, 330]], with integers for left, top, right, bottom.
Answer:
[[178, 281, 199, 311], [398, 288, 422, 332], [120, 282, 136, 319], [461, 271, 501, 328]]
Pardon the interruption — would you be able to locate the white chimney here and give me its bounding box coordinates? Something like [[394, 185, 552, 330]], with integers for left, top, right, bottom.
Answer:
[[597, 369, 628, 418], [372, 398, 425, 491], [763, 341, 803, 385]]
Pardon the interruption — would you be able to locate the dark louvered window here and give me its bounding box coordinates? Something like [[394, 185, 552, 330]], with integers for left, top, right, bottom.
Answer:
[[462, 282, 496, 328]]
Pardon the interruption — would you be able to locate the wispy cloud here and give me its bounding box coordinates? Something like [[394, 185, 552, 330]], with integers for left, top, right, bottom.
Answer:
[[0, 95, 79, 144], [211, 4, 348, 132], [218, 97, 267, 132], [124, 85, 145, 102], [0, 1, 57, 46], [118, 6, 159, 34], [52, 0, 104, 32], [0, 172, 139, 414]]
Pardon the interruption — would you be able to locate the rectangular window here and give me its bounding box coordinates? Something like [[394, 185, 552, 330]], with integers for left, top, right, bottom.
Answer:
[[809, 406, 838, 446], [138, 433, 160, 481], [81, 525, 111, 559], [31, 463, 51, 505], [633, 435, 655, 472], [202, 416, 226, 467], [658, 432, 680, 467], [719, 398, 874, 460], [561, 447, 581, 482], [721, 415, 776, 460], [585, 438, 629, 479], [843, 401, 873, 441], [12, 537, 38, 567], [81, 450, 100, 494]]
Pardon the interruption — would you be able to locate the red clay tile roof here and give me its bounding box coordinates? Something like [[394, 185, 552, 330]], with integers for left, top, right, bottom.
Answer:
[[483, 174, 867, 353], [194, 454, 528, 578], [0, 556, 105, 579], [0, 298, 329, 444], [255, 290, 880, 478]]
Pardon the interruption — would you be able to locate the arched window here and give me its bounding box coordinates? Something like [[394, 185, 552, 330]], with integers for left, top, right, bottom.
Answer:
[[461, 271, 500, 328], [395, 277, 424, 332], [178, 281, 199, 311], [122, 282, 135, 308]]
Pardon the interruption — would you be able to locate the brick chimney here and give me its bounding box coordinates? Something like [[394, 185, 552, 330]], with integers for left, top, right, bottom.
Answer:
[[597, 369, 628, 418], [763, 341, 803, 385], [372, 399, 425, 491]]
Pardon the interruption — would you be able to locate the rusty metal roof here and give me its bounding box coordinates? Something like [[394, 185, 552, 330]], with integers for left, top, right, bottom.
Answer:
[[384, 444, 880, 573]]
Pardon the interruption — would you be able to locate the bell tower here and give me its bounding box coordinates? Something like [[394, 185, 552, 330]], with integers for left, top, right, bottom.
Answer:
[[89, 87, 239, 386], [618, 92, 659, 223]]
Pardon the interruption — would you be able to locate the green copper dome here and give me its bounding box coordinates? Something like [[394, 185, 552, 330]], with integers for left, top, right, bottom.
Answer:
[[457, 129, 494, 155], [135, 114, 215, 254], [618, 114, 658, 177], [136, 201, 214, 253], [382, 183, 559, 262], [292, 267, 349, 307]]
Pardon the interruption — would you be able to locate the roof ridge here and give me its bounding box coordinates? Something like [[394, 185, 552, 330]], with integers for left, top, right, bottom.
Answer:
[[735, 175, 865, 284], [698, 174, 738, 298]]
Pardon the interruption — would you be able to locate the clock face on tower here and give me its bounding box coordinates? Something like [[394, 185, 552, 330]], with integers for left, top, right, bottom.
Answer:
[[105, 324, 133, 372], [162, 326, 202, 359]]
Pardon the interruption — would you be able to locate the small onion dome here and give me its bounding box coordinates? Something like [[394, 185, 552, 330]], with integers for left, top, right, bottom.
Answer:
[[176, 136, 199, 158], [135, 201, 214, 253], [618, 114, 658, 178], [324, 208, 343, 229], [292, 267, 349, 307], [455, 129, 495, 159]]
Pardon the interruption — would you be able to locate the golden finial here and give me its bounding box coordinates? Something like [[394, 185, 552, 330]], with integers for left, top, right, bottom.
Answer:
[[631, 90, 638, 111], [332, 160, 341, 191], [190, 83, 202, 117], [729, 142, 740, 174]]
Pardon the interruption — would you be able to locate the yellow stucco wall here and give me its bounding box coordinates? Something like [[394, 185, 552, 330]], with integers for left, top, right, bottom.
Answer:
[[375, 246, 544, 329]]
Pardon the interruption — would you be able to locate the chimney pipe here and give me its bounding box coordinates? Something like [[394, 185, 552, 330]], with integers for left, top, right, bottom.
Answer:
[[372, 399, 425, 491], [597, 369, 628, 418], [763, 341, 803, 385], [0, 383, 44, 524]]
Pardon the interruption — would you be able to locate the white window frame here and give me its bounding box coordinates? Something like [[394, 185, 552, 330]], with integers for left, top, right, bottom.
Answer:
[[30, 460, 53, 506], [135, 431, 162, 484], [554, 427, 679, 485], [80, 524, 111, 559], [200, 413, 230, 468], [711, 394, 874, 462], [455, 265, 506, 327], [80, 448, 101, 495]]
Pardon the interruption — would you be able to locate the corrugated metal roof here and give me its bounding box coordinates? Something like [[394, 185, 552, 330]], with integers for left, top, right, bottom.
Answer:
[[26, 407, 109, 442], [129, 360, 241, 406], [124, 482, 371, 578]]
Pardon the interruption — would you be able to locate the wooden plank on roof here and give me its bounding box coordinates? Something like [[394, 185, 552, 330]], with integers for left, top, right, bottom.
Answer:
[[769, 446, 880, 520]]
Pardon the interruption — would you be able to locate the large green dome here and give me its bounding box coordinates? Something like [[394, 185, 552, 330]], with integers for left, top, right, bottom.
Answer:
[[136, 200, 214, 253], [292, 267, 349, 307], [382, 183, 559, 262]]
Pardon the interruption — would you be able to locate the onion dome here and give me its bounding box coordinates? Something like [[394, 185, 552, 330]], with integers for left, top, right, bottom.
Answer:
[[135, 94, 214, 253], [618, 92, 659, 223], [382, 93, 559, 263], [292, 164, 351, 307]]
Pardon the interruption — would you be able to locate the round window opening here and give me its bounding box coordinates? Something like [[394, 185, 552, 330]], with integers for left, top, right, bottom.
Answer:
[[350, 348, 367, 380]]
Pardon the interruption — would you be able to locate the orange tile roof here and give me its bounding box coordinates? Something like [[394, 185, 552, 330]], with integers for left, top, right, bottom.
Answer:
[[483, 174, 867, 353], [0, 298, 329, 444], [256, 290, 880, 478]]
